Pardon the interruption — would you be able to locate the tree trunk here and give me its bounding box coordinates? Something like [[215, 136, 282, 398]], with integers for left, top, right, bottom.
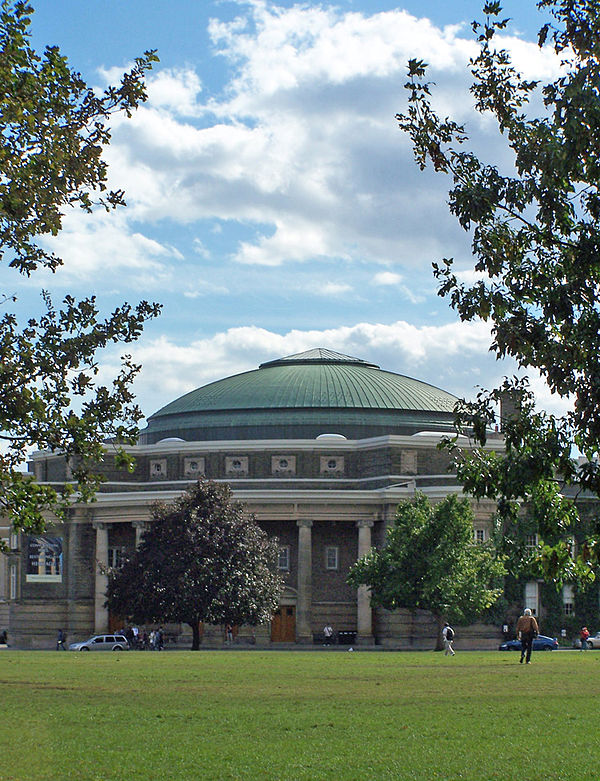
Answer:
[[190, 620, 201, 650], [434, 613, 444, 651]]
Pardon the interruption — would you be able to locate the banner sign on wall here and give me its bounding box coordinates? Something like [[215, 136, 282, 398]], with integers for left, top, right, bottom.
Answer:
[[26, 536, 63, 583]]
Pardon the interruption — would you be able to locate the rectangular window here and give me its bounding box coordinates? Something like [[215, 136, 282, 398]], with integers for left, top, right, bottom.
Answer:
[[524, 581, 539, 616], [563, 584, 575, 616], [474, 529, 486, 544], [10, 564, 17, 600], [325, 546, 339, 570], [525, 533, 539, 549], [278, 545, 290, 571], [108, 548, 123, 569]]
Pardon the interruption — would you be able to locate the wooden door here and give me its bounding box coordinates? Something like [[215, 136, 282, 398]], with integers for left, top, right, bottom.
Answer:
[[108, 612, 124, 633], [271, 606, 296, 642]]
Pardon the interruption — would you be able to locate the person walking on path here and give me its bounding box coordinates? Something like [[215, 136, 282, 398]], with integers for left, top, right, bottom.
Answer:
[[56, 629, 66, 650], [323, 624, 334, 646], [442, 623, 455, 656], [516, 608, 539, 664], [580, 626, 590, 651]]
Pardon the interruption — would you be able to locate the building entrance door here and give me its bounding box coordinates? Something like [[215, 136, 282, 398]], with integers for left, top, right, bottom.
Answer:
[[271, 605, 296, 642], [108, 612, 124, 633]]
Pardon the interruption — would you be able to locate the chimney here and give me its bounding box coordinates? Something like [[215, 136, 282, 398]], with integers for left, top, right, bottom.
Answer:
[[498, 388, 523, 431]]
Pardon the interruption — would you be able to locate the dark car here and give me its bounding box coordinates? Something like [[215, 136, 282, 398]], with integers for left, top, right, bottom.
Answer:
[[499, 634, 559, 652]]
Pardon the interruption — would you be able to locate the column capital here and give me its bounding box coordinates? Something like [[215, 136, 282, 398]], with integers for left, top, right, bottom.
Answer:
[[296, 519, 313, 528], [356, 519, 374, 529], [132, 521, 148, 529], [92, 521, 109, 531]]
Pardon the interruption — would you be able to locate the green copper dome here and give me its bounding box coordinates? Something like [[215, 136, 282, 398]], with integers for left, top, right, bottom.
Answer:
[[140, 349, 458, 443]]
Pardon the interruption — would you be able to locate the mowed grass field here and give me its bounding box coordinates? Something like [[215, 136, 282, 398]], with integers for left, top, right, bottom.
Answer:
[[1, 649, 599, 780]]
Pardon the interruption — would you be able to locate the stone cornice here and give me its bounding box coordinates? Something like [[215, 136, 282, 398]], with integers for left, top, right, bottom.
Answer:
[[30, 432, 504, 461]]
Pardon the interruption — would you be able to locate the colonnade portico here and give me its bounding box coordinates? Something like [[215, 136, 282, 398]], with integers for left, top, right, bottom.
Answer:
[[294, 516, 375, 645], [93, 518, 148, 634], [92, 513, 378, 642]]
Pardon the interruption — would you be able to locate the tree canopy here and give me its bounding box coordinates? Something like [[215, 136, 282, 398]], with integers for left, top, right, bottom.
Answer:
[[105, 480, 284, 650], [396, 0, 600, 580], [0, 1, 160, 539], [347, 493, 504, 646]]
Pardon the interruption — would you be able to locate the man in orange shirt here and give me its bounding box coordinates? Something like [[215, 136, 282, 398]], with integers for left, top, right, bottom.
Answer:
[[516, 608, 539, 664]]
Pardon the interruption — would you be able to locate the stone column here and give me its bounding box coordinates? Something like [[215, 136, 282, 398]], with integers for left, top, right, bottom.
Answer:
[[296, 519, 313, 643], [92, 522, 109, 634], [356, 520, 375, 644], [132, 521, 147, 548]]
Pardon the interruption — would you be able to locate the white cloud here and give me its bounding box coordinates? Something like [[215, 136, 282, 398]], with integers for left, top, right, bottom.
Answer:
[[38, 210, 176, 289], [64, 2, 564, 288], [98, 64, 202, 116], [193, 239, 211, 259], [454, 268, 490, 285], [183, 281, 229, 297], [316, 282, 353, 297], [525, 372, 573, 419], [373, 271, 403, 286], [145, 68, 203, 116], [208, 6, 474, 96], [235, 218, 337, 266], [96, 3, 561, 275], [371, 271, 424, 304]]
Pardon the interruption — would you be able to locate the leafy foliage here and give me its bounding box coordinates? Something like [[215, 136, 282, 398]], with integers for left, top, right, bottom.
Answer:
[[397, 1, 600, 579], [347, 493, 504, 639], [0, 1, 157, 275], [0, 1, 160, 540], [105, 480, 284, 650]]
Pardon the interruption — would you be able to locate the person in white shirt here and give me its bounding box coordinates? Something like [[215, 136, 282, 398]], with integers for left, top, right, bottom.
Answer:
[[442, 623, 455, 656], [323, 624, 334, 646]]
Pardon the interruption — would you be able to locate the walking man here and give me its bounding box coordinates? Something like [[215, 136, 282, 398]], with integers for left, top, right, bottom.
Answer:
[[56, 628, 66, 650], [442, 622, 455, 656], [516, 608, 539, 664]]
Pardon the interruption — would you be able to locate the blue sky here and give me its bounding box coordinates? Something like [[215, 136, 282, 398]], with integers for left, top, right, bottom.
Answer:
[[9, 1, 565, 422]]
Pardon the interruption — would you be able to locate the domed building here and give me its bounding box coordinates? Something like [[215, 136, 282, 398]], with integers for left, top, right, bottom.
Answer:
[[141, 348, 459, 443], [2, 349, 502, 649]]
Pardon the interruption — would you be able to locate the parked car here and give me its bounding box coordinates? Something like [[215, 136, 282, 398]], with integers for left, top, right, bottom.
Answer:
[[499, 635, 559, 652], [69, 634, 129, 651]]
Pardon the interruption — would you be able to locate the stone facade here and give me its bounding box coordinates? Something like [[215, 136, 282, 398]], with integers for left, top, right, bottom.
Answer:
[[1, 433, 503, 649]]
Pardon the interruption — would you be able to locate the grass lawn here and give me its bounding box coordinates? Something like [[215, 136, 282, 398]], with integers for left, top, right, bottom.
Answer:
[[1, 648, 598, 780]]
